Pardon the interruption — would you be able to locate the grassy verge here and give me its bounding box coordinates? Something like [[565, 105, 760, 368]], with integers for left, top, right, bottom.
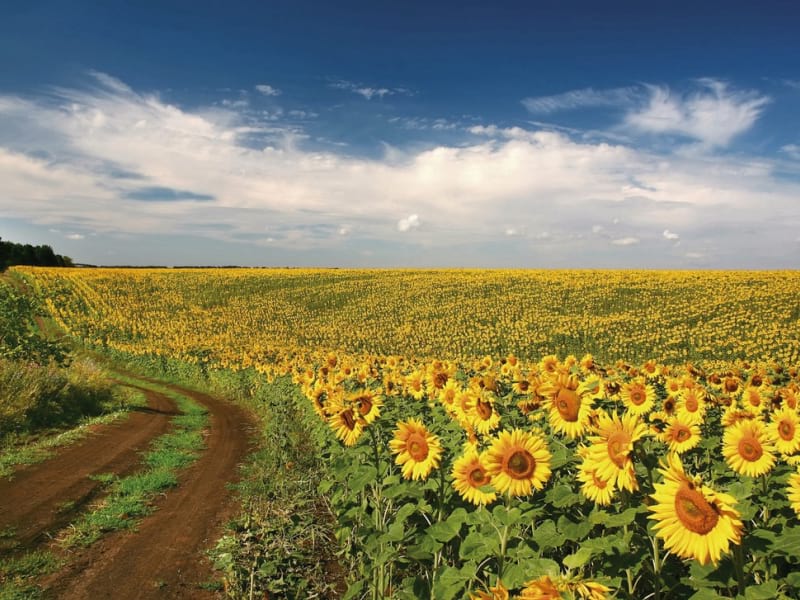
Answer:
[[0, 387, 146, 479], [0, 375, 208, 597], [60, 376, 208, 547], [96, 351, 343, 598], [209, 375, 341, 599]]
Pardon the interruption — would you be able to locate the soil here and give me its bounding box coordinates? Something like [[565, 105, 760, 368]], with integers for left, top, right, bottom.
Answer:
[[0, 388, 177, 555], [1, 382, 256, 599]]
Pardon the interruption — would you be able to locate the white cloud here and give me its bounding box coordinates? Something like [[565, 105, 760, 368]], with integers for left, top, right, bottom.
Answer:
[[355, 87, 391, 100], [338, 225, 351, 236], [625, 80, 769, 147], [781, 144, 800, 160], [663, 229, 680, 241], [1, 73, 799, 267], [255, 84, 281, 96], [612, 237, 639, 246], [522, 86, 638, 114], [66, 233, 85, 240], [397, 214, 420, 232]]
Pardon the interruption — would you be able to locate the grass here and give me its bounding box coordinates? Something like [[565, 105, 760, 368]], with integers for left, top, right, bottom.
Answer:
[[60, 377, 208, 547], [0, 551, 61, 600], [0, 387, 147, 479]]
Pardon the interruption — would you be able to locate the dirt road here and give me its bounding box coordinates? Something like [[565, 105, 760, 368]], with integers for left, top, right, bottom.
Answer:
[[0, 388, 177, 554], [1, 381, 256, 599]]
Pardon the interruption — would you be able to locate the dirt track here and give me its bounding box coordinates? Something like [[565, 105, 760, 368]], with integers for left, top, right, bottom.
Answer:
[[0, 388, 177, 555], [1, 381, 256, 598]]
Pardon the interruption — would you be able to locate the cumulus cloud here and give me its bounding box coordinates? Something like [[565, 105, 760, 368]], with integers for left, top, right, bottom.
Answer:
[[522, 86, 639, 114], [66, 233, 85, 240], [625, 79, 769, 147], [663, 229, 680, 241], [255, 84, 281, 96], [1, 73, 799, 266], [397, 214, 420, 232]]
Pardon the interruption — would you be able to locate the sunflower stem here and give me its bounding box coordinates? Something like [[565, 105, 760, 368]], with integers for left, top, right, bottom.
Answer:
[[760, 474, 770, 523], [650, 535, 661, 600], [732, 542, 746, 593]]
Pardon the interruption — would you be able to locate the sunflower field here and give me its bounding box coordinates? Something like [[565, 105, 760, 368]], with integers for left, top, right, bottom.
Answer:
[[13, 266, 800, 599]]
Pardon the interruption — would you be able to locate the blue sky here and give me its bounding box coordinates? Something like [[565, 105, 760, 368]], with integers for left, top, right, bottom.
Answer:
[[1, 0, 799, 267]]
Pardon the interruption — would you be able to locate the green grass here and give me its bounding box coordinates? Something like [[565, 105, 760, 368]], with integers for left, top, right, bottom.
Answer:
[[61, 378, 208, 547], [0, 387, 147, 479], [0, 551, 61, 599]]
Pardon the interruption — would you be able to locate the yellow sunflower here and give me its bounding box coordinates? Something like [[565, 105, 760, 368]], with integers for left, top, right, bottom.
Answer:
[[620, 379, 656, 416], [649, 453, 743, 565], [468, 389, 502, 435], [540, 373, 594, 439], [451, 449, 497, 506], [722, 419, 776, 477], [767, 406, 800, 456], [583, 411, 647, 493], [484, 428, 552, 497], [741, 386, 768, 415], [388, 418, 442, 481], [788, 468, 800, 516], [517, 575, 561, 599], [577, 447, 615, 505], [469, 580, 508, 600], [349, 388, 383, 425], [328, 406, 363, 447], [660, 415, 702, 454], [677, 387, 707, 424]]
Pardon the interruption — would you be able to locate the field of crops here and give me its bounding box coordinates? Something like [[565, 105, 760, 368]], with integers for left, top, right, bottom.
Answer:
[[14, 267, 800, 599]]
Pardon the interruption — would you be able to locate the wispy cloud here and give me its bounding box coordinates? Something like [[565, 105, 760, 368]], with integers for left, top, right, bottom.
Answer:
[[1, 73, 798, 267], [522, 86, 639, 114], [329, 79, 412, 101], [662, 229, 680, 241], [255, 84, 281, 96], [625, 79, 769, 147]]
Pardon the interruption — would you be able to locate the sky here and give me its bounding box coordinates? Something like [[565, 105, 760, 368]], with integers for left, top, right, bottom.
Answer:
[[1, 0, 799, 268]]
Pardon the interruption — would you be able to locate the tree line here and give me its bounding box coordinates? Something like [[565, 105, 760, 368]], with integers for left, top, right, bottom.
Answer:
[[0, 237, 73, 271]]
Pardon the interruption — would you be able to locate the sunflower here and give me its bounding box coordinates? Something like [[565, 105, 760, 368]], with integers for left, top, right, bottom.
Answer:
[[469, 580, 508, 600], [767, 407, 800, 456], [723, 418, 776, 477], [328, 406, 364, 447], [485, 428, 552, 497], [517, 576, 561, 599], [404, 370, 427, 400], [577, 447, 615, 505], [660, 415, 702, 454], [649, 453, 743, 565], [451, 449, 497, 506], [677, 387, 707, 424], [468, 389, 502, 435], [583, 411, 647, 493], [540, 373, 594, 439], [388, 418, 442, 481], [438, 379, 462, 413], [741, 386, 768, 415], [349, 388, 383, 425], [620, 379, 656, 416], [788, 468, 800, 516]]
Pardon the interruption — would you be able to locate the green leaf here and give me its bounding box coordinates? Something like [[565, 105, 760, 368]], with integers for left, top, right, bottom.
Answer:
[[562, 546, 594, 569], [503, 557, 560, 588], [687, 590, 724, 600], [532, 520, 565, 551], [493, 505, 523, 527], [427, 518, 462, 543], [348, 464, 377, 493], [558, 515, 592, 541], [459, 530, 499, 561], [431, 566, 470, 600], [547, 484, 582, 508], [771, 526, 800, 555], [604, 507, 638, 528], [744, 580, 779, 600]]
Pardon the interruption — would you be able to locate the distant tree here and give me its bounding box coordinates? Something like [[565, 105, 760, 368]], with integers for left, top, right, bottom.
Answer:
[[0, 236, 75, 271]]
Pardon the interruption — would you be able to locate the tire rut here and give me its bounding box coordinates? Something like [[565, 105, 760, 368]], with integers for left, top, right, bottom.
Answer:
[[44, 383, 256, 599], [0, 388, 177, 557]]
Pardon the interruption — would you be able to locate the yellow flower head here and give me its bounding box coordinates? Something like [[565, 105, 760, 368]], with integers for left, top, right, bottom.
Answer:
[[484, 428, 552, 497], [388, 418, 442, 481], [649, 453, 743, 565], [722, 418, 776, 477]]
